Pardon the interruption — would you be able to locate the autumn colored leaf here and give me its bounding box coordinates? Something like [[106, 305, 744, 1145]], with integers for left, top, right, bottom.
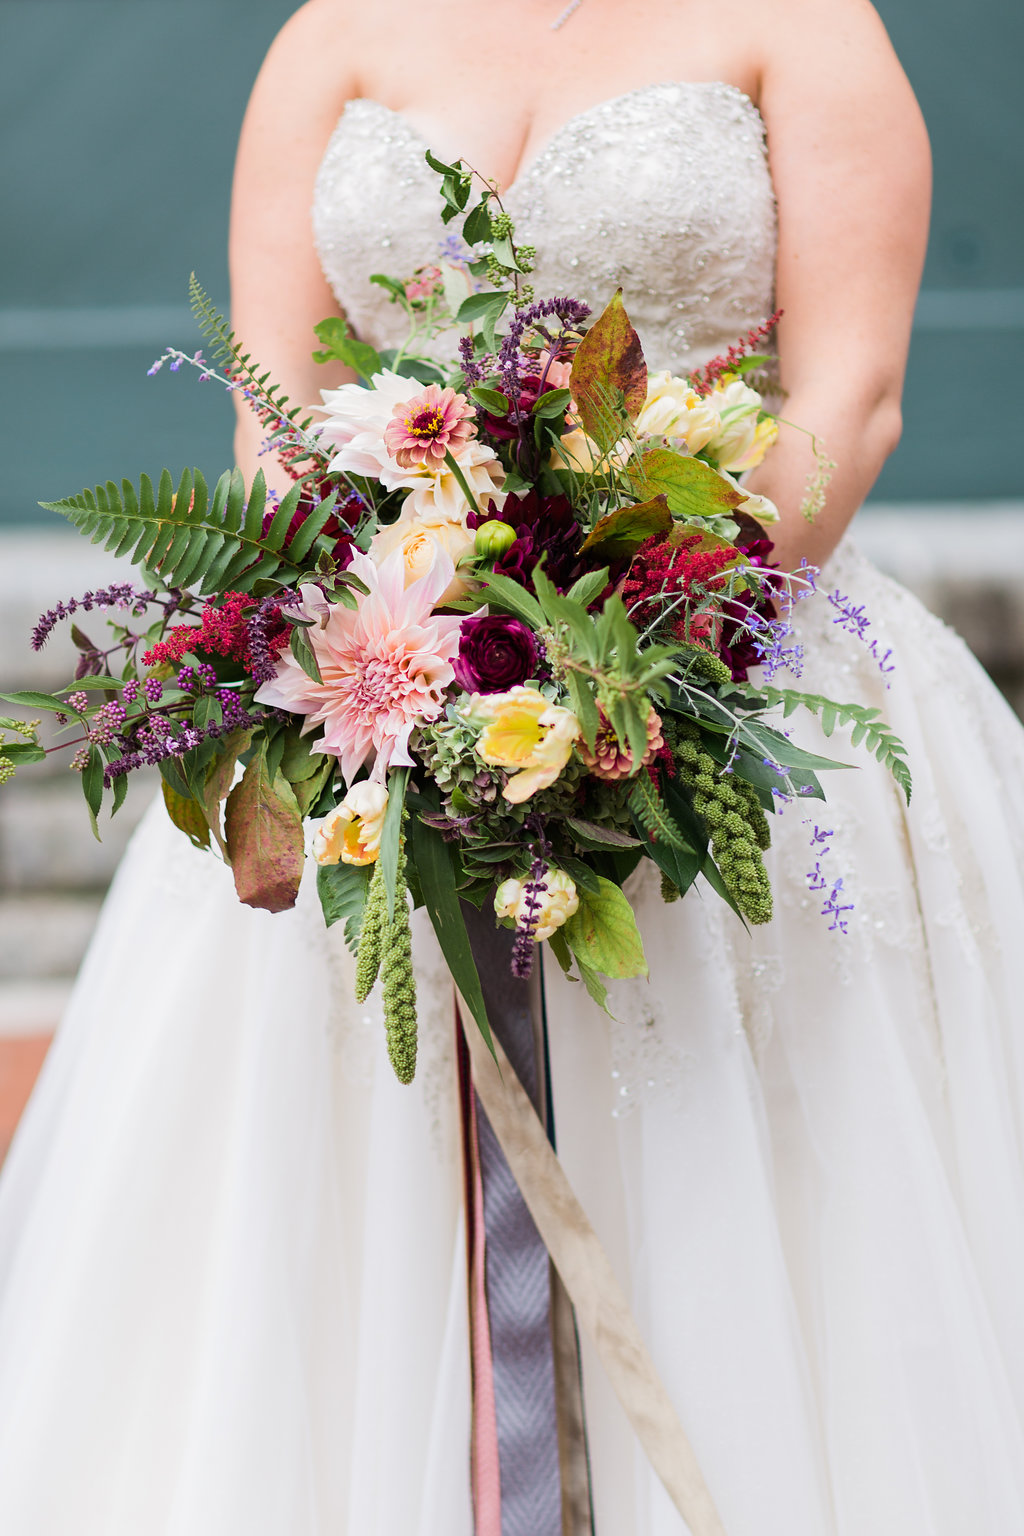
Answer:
[[580, 495, 672, 560], [570, 290, 647, 445], [162, 781, 210, 851], [224, 749, 305, 912]]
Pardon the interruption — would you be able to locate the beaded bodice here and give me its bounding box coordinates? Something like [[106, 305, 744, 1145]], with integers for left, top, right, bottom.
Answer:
[[313, 81, 777, 374]]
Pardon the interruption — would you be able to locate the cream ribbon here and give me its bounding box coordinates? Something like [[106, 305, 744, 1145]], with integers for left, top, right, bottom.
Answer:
[[458, 991, 730, 1536]]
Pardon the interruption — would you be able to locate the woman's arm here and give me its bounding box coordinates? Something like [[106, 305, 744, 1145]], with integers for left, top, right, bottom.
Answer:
[[745, 0, 931, 569], [228, 0, 359, 488]]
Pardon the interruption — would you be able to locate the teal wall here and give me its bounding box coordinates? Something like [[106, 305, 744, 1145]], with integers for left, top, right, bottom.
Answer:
[[1, 0, 1021, 524]]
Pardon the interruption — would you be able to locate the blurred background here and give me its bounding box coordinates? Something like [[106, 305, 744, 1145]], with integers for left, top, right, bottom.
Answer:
[[1, 0, 1022, 1147]]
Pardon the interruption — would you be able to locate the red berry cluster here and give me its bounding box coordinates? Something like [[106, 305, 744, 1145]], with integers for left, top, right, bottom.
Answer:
[[142, 591, 257, 671], [621, 534, 737, 647], [688, 309, 783, 397]]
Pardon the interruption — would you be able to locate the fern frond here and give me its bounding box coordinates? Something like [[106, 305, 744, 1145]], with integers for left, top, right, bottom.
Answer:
[[761, 685, 912, 804], [628, 773, 687, 850], [188, 275, 318, 442], [40, 469, 332, 596]]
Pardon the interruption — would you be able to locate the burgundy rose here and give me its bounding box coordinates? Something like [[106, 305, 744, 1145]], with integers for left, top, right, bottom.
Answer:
[[453, 614, 539, 693]]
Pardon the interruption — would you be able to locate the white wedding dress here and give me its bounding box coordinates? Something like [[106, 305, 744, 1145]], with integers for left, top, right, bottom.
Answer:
[[2, 82, 1024, 1535]]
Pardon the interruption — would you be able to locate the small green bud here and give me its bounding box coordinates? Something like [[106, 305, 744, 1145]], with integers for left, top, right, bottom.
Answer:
[[474, 520, 518, 560]]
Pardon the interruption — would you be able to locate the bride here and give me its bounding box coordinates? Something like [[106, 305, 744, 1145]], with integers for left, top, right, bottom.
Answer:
[[3, 0, 1024, 1531]]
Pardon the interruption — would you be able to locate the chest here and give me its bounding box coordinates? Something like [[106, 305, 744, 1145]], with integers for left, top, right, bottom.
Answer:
[[343, 0, 763, 192]]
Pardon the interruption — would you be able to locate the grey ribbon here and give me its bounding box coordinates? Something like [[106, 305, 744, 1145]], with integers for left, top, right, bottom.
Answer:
[[464, 904, 563, 1536]]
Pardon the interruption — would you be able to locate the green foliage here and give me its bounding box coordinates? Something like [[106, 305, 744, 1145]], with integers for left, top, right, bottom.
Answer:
[[40, 468, 339, 596], [0, 715, 45, 790], [628, 448, 743, 525], [408, 812, 496, 1060], [563, 876, 648, 981], [189, 275, 318, 453], [311, 316, 381, 380], [761, 685, 913, 804], [380, 768, 411, 923], [317, 861, 372, 953], [526, 565, 679, 764], [628, 773, 687, 852]]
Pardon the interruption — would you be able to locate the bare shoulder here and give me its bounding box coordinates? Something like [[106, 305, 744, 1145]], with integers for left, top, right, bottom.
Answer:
[[247, 0, 361, 106], [748, 0, 925, 118]]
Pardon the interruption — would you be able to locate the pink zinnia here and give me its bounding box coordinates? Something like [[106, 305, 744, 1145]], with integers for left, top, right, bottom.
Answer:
[[254, 549, 464, 784], [383, 384, 476, 469]]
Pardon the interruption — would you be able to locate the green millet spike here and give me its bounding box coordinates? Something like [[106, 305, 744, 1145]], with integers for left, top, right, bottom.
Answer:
[[354, 859, 388, 1003]]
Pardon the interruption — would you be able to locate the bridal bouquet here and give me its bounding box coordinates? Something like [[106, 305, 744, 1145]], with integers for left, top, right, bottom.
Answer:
[[1, 152, 911, 1081]]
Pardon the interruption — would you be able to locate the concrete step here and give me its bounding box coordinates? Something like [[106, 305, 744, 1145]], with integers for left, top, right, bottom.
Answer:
[[0, 894, 103, 982], [0, 768, 154, 892], [0, 981, 70, 1038]]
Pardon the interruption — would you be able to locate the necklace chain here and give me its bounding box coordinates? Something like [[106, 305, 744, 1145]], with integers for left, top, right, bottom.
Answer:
[[551, 0, 584, 29]]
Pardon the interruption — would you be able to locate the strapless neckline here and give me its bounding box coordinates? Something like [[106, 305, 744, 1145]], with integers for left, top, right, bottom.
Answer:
[[314, 79, 777, 373], [338, 80, 763, 199]]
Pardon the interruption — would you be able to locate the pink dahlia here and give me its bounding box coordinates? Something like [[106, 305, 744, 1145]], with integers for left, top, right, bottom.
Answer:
[[253, 548, 464, 784], [383, 385, 476, 469]]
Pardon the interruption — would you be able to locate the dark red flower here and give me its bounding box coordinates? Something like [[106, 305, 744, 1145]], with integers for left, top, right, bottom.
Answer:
[[621, 533, 738, 648], [453, 614, 539, 693], [469, 491, 586, 592], [261, 477, 360, 568]]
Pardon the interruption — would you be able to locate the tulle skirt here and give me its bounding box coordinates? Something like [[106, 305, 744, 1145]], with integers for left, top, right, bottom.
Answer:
[[2, 537, 1023, 1535]]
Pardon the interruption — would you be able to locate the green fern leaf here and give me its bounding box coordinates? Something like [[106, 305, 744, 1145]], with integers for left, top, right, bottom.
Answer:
[[628, 774, 687, 851], [39, 467, 313, 596], [761, 685, 912, 804]]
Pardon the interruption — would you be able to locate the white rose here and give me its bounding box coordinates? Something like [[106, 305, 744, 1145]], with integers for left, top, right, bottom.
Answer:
[[369, 511, 476, 602], [704, 379, 779, 472], [494, 866, 579, 942], [634, 371, 721, 452], [314, 781, 389, 867], [395, 440, 507, 521]]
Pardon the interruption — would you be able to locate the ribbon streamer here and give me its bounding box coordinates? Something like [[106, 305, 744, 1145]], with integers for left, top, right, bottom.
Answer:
[[457, 981, 730, 1536], [461, 908, 564, 1535]]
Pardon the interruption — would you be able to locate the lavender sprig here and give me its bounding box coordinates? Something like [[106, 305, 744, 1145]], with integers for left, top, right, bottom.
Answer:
[[246, 591, 301, 685], [827, 588, 896, 682], [510, 856, 549, 980], [32, 584, 155, 651]]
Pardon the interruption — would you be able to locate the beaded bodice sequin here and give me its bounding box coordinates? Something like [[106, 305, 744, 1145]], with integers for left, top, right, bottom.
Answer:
[[313, 82, 777, 373]]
